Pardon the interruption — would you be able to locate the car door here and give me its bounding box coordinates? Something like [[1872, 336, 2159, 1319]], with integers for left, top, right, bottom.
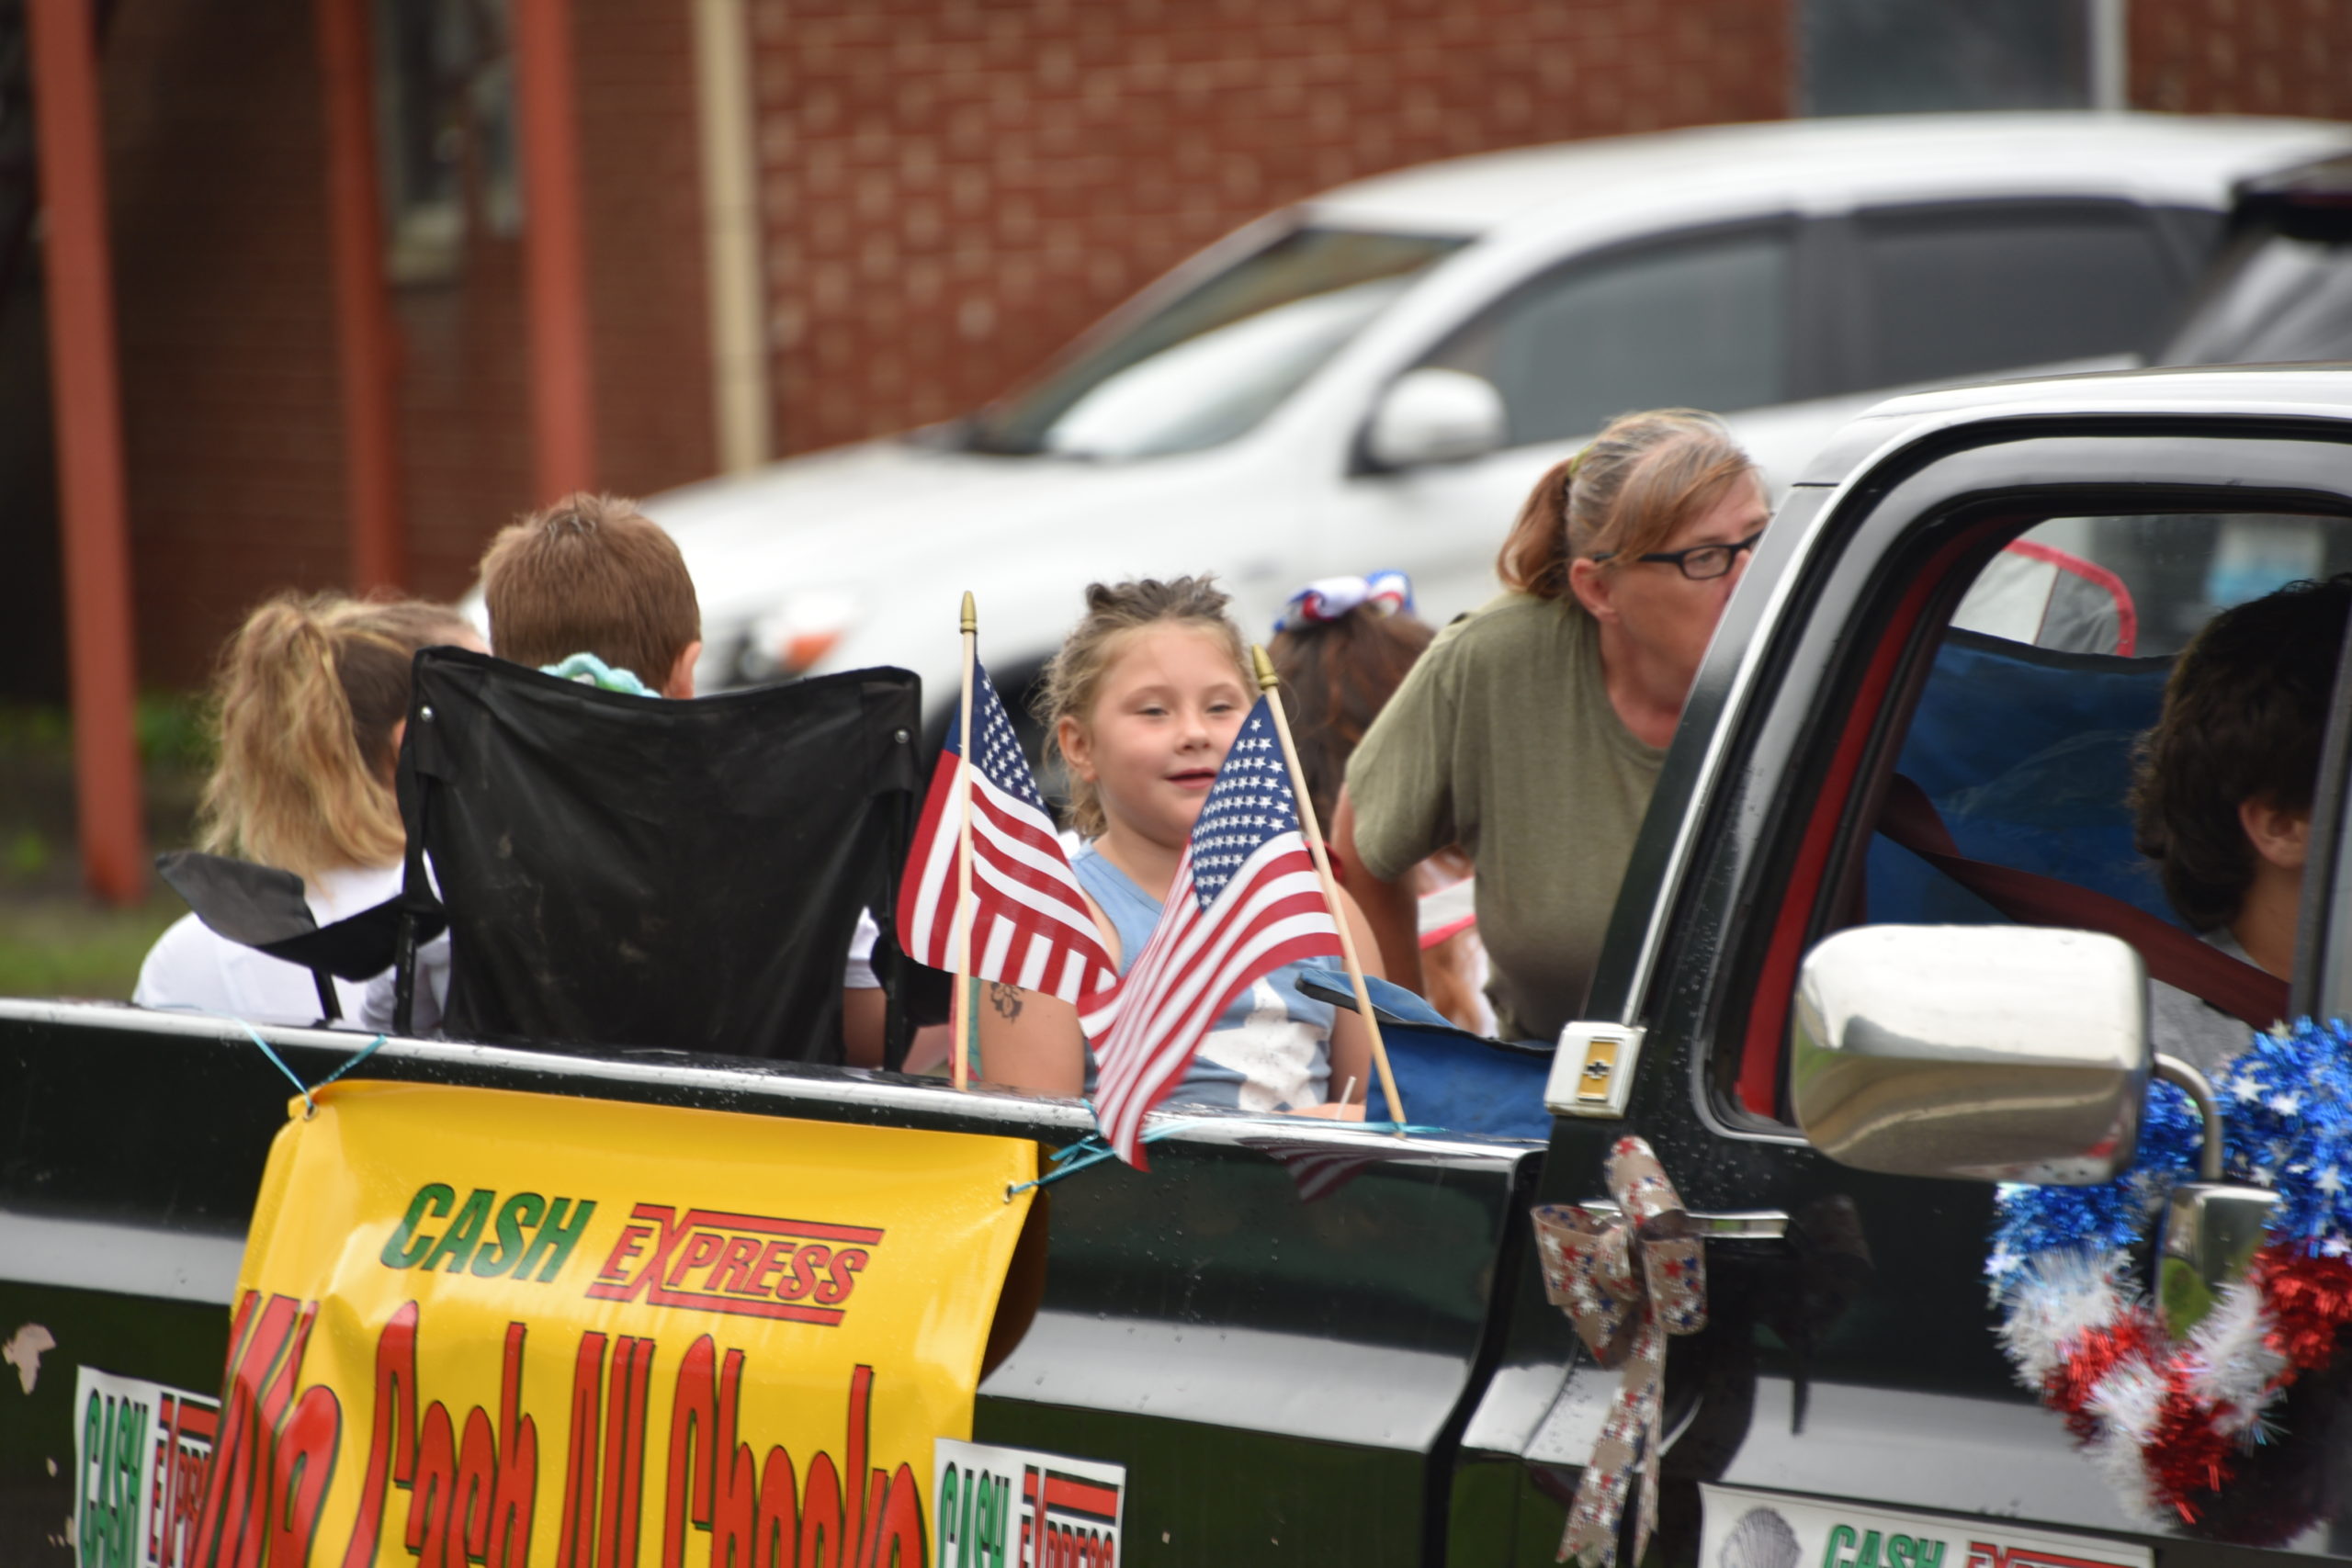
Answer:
[[1825, 197, 2211, 394], [1450, 414, 2352, 1567], [1321, 217, 1828, 627]]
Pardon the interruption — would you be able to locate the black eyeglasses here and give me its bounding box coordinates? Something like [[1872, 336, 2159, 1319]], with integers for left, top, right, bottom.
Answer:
[[1590, 527, 1767, 581]]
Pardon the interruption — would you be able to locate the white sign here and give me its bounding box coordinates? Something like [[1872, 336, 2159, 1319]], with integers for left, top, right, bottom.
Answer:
[[72, 1367, 218, 1568], [933, 1438, 1125, 1568], [1702, 1483, 2154, 1568]]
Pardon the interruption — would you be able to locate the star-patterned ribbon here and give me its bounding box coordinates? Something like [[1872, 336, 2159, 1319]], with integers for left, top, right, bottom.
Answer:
[[1531, 1136, 1707, 1568]]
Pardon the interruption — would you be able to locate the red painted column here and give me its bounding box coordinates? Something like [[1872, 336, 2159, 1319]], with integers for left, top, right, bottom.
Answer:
[[27, 0, 146, 906], [314, 0, 406, 592], [514, 0, 597, 502]]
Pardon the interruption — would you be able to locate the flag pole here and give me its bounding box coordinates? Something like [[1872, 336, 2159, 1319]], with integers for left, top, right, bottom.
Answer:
[[952, 591, 978, 1090], [1250, 645, 1407, 1130]]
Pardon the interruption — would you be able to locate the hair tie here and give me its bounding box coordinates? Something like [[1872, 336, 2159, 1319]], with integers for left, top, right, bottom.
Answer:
[[1273, 570, 1415, 633]]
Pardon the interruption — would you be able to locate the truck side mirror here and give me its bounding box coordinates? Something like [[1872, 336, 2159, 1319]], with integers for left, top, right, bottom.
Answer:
[[1790, 925, 2150, 1184], [1363, 368, 1507, 470]]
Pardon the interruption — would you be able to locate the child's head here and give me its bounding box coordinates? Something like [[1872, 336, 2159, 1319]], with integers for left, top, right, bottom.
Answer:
[[479, 492, 702, 696], [1037, 577, 1253, 844], [201, 592, 479, 880], [2132, 572, 2352, 933], [1266, 574, 1433, 827]]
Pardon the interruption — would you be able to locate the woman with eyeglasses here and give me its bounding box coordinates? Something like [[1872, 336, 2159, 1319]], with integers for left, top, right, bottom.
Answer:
[[1336, 408, 1768, 1043]]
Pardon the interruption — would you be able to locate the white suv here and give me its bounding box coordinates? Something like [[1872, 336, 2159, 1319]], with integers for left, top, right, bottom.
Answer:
[[637, 113, 2351, 713]]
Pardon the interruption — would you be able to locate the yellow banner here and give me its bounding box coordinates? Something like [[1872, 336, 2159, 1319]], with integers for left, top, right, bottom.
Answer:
[[189, 1080, 1035, 1567]]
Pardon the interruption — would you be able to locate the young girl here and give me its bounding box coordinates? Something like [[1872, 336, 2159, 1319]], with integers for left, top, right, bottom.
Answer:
[[135, 592, 481, 1022], [1267, 572, 1493, 1037], [979, 577, 1381, 1114]]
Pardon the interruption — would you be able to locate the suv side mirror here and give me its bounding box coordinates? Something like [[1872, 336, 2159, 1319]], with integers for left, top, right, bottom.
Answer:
[[1364, 368, 1507, 470], [1790, 925, 2150, 1184]]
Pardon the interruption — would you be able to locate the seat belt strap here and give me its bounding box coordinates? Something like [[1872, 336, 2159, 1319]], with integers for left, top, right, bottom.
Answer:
[[1879, 774, 2287, 1032]]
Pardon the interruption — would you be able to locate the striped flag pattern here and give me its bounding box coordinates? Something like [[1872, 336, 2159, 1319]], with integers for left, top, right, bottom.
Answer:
[[1238, 1134, 1451, 1202], [897, 662, 1116, 1005], [1091, 698, 1343, 1167]]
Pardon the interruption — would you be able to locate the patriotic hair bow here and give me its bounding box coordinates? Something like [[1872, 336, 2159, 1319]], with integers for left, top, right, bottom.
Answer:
[[1273, 570, 1415, 633], [1531, 1137, 1706, 1568]]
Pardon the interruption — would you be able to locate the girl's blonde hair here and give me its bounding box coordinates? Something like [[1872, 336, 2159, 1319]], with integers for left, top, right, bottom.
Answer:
[[198, 592, 472, 883], [1035, 577, 1251, 839], [1497, 408, 1758, 603]]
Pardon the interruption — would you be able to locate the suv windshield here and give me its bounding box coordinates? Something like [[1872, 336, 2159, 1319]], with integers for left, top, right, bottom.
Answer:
[[958, 226, 1465, 460], [2165, 223, 2352, 366]]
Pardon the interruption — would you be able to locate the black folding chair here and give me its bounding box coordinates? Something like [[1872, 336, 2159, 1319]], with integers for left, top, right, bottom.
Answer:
[[389, 648, 936, 1066], [153, 851, 446, 1025]]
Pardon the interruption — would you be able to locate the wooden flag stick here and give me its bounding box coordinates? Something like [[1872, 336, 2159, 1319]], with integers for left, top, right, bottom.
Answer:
[[1251, 645, 1407, 1130], [951, 591, 978, 1090]]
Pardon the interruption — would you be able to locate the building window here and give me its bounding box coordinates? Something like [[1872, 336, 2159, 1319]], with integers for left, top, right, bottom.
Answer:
[[1802, 0, 2098, 116], [376, 0, 520, 286]]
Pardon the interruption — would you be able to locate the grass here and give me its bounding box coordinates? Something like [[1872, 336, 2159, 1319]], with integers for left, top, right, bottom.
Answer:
[[0, 891, 187, 1000], [0, 694, 207, 1002]]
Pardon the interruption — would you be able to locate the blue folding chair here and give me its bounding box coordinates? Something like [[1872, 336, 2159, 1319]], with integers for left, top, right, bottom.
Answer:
[[1295, 966, 1553, 1140]]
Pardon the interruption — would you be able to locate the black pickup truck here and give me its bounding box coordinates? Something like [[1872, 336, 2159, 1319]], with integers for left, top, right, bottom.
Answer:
[[7, 365, 2352, 1567]]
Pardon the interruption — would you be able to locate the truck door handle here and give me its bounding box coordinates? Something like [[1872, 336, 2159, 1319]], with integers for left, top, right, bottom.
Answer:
[[1576, 1200, 1789, 1242]]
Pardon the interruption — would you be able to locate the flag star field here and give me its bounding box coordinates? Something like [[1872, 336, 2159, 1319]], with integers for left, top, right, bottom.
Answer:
[[1190, 706, 1301, 908], [962, 666, 1047, 811]]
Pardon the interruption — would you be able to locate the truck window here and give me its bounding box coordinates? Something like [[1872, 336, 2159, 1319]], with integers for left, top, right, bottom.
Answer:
[[1419, 221, 1796, 449], [1722, 508, 2352, 1126], [1843, 201, 2181, 391]]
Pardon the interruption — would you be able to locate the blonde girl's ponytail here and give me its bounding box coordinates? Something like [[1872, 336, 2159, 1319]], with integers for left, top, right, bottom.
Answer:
[[197, 593, 470, 884]]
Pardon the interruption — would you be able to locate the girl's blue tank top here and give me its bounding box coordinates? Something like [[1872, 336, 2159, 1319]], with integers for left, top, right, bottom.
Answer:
[[1071, 841, 1335, 1111]]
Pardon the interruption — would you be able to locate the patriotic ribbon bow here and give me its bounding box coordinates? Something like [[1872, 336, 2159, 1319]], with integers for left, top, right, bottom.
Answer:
[[1531, 1136, 1706, 1568], [1272, 570, 1414, 632]]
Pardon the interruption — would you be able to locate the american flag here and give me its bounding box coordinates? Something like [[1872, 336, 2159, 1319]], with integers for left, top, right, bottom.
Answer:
[[898, 662, 1116, 1005], [1091, 698, 1343, 1167], [1238, 1134, 1452, 1202]]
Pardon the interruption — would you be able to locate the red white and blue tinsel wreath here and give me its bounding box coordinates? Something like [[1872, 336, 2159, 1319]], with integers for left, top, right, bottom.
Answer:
[[1987, 1016, 2352, 1539]]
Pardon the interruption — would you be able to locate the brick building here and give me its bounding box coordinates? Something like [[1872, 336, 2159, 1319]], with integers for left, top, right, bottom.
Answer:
[[6, 0, 2349, 696]]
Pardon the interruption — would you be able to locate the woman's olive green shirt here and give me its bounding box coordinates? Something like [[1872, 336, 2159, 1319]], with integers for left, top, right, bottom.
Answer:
[[1346, 592, 1664, 1042]]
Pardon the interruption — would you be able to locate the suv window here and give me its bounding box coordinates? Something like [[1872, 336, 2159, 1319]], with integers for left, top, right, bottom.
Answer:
[[1848, 202, 2180, 390], [1420, 222, 1794, 449], [961, 226, 1466, 459], [2165, 228, 2352, 366]]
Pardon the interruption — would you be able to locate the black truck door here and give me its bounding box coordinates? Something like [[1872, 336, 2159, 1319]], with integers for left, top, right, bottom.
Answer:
[[1456, 416, 2352, 1568]]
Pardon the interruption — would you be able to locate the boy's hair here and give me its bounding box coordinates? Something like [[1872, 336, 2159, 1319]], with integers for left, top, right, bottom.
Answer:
[[200, 592, 473, 882], [2132, 572, 2352, 932], [1267, 604, 1434, 828], [480, 493, 700, 682], [1035, 577, 1250, 839]]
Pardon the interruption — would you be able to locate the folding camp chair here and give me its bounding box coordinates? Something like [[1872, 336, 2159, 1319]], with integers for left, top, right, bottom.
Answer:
[[1297, 966, 1554, 1140], [389, 648, 935, 1066], [153, 851, 447, 1025]]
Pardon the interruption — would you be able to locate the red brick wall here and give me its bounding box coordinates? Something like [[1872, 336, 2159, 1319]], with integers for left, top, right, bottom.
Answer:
[[2132, 0, 2352, 118], [573, 0, 715, 545], [88, 0, 715, 686], [83, 0, 2352, 693], [389, 1, 715, 604], [101, 1, 347, 685], [69, 0, 1795, 689], [747, 0, 1796, 455]]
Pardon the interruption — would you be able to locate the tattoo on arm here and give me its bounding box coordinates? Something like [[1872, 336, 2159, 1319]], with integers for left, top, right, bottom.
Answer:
[[987, 981, 1025, 1022]]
